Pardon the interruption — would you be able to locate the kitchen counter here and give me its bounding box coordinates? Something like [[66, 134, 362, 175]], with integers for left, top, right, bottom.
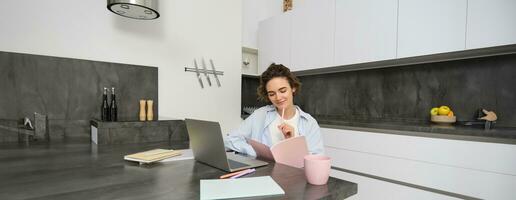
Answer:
[[317, 118, 516, 145], [0, 141, 357, 200], [0, 119, 37, 143]]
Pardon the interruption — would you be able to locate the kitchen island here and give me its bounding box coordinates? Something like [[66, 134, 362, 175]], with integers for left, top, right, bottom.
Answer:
[[0, 141, 357, 199]]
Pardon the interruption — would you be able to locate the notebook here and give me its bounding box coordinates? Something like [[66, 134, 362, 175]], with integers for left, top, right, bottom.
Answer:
[[200, 176, 284, 200], [248, 136, 309, 168], [160, 149, 194, 162], [124, 149, 182, 164]]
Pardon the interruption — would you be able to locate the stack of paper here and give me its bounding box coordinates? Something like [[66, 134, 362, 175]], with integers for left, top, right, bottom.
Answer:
[[124, 149, 182, 164], [200, 176, 284, 199]]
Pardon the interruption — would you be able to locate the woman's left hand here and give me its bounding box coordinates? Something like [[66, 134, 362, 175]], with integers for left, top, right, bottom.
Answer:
[[278, 123, 294, 139]]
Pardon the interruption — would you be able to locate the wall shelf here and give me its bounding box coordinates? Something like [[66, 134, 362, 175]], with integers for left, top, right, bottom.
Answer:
[[90, 119, 188, 145]]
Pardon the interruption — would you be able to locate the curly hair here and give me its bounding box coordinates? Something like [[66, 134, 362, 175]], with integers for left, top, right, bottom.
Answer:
[[257, 63, 302, 103]]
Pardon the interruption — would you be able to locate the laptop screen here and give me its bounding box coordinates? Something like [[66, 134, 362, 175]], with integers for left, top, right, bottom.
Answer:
[[185, 119, 231, 171]]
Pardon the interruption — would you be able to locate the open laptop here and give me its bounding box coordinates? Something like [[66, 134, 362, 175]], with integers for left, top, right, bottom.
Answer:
[[185, 118, 268, 172]]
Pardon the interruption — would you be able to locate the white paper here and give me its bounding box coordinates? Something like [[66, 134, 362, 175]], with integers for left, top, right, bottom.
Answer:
[[200, 176, 284, 200]]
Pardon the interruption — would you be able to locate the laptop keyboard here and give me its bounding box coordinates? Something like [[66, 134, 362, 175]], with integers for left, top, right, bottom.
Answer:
[[228, 159, 249, 169]]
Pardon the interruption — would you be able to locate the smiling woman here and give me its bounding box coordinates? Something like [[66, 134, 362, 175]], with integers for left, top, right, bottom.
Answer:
[[224, 64, 324, 156]]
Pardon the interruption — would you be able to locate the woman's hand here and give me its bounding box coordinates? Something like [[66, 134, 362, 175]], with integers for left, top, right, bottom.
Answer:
[[278, 123, 294, 139]]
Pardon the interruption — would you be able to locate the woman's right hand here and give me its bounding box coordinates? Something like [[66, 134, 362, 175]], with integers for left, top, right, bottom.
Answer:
[[278, 123, 294, 139]]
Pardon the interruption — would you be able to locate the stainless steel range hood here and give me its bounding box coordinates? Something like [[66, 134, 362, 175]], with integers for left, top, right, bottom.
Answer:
[[107, 0, 159, 20]]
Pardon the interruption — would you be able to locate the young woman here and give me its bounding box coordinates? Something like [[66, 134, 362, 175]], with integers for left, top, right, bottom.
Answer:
[[224, 63, 324, 157]]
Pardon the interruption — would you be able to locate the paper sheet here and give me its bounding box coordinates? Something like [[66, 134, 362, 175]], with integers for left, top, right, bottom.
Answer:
[[200, 176, 284, 200]]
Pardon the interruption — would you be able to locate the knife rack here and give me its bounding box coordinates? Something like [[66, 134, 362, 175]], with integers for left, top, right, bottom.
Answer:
[[184, 58, 224, 88]]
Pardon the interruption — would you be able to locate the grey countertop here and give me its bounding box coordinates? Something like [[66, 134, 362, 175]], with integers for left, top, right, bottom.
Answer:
[[317, 118, 516, 145], [0, 119, 35, 136], [0, 141, 357, 200]]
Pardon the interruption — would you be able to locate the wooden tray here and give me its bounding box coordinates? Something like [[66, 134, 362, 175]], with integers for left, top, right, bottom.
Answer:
[[431, 115, 456, 124]]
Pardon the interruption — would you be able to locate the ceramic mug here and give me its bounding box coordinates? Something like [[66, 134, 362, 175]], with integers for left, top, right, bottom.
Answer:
[[304, 155, 331, 185]]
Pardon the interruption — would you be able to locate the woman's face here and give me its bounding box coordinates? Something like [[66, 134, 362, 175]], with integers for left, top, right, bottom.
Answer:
[[266, 77, 296, 110]]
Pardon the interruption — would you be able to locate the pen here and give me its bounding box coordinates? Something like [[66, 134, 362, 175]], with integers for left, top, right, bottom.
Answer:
[[219, 169, 252, 179], [281, 108, 285, 122], [230, 168, 256, 179]]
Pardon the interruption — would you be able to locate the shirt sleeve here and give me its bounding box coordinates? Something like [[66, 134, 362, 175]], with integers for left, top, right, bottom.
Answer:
[[223, 113, 257, 157], [304, 119, 325, 155]]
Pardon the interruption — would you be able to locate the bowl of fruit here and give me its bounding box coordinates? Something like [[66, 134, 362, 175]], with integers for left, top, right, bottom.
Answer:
[[430, 106, 456, 124]]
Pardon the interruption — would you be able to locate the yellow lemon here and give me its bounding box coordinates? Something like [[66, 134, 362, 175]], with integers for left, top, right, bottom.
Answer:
[[430, 107, 439, 116], [438, 106, 451, 115]]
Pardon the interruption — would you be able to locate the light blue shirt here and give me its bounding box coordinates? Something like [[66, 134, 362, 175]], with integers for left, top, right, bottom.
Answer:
[[224, 105, 324, 157]]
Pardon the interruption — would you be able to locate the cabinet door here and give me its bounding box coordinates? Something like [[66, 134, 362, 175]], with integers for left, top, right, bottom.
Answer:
[[334, 0, 398, 66], [242, 0, 284, 49], [321, 127, 516, 199], [290, 0, 335, 71], [397, 0, 467, 58], [257, 12, 292, 74], [466, 0, 516, 49]]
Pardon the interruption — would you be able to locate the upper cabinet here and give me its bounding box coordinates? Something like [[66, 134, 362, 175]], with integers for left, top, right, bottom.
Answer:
[[466, 0, 516, 49], [397, 0, 467, 58], [256, 0, 516, 72], [334, 0, 398, 66], [290, 0, 335, 71], [258, 12, 292, 74], [242, 0, 284, 49]]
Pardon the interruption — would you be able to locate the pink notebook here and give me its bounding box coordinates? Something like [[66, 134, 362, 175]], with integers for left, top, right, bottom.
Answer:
[[247, 136, 309, 168]]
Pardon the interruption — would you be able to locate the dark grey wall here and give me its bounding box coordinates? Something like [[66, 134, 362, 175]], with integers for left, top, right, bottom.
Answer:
[[296, 53, 516, 127], [242, 53, 516, 127], [241, 76, 266, 112], [0, 51, 158, 142]]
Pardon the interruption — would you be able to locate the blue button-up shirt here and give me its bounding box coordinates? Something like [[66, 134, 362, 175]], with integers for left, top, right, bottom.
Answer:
[[224, 105, 324, 157]]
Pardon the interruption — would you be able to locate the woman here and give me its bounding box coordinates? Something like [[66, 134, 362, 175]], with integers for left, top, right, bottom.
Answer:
[[224, 63, 324, 157]]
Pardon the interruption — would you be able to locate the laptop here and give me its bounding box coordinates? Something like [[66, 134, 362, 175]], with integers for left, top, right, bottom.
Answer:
[[185, 118, 268, 172]]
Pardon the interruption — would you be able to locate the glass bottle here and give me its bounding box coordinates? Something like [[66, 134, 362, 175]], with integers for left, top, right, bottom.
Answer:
[[110, 87, 118, 121], [101, 87, 109, 121]]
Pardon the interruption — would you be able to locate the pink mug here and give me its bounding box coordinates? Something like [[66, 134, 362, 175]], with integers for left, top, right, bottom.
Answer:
[[304, 155, 331, 185]]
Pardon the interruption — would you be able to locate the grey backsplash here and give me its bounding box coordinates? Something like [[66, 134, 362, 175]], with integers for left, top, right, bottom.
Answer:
[[0, 51, 158, 142], [241, 76, 266, 114], [243, 53, 516, 127]]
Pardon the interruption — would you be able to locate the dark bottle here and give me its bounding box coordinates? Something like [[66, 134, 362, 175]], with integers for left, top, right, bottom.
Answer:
[[110, 87, 118, 121], [101, 87, 110, 121]]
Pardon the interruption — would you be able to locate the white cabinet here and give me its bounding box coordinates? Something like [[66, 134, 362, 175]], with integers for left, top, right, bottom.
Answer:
[[334, 0, 398, 66], [322, 127, 516, 199], [466, 0, 516, 49], [397, 0, 467, 58], [242, 0, 284, 49], [257, 0, 514, 72], [290, 0, 335, 71], [257, 12, 292, 74], [330, 170, 460, 200]]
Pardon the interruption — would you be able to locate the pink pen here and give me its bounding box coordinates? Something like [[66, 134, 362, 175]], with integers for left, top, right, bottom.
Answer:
[[281, 107, 285, 122], [230, 168, 256, 179]]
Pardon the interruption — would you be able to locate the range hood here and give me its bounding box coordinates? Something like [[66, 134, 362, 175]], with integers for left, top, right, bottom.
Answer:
[[107, 0, 159, 20]]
